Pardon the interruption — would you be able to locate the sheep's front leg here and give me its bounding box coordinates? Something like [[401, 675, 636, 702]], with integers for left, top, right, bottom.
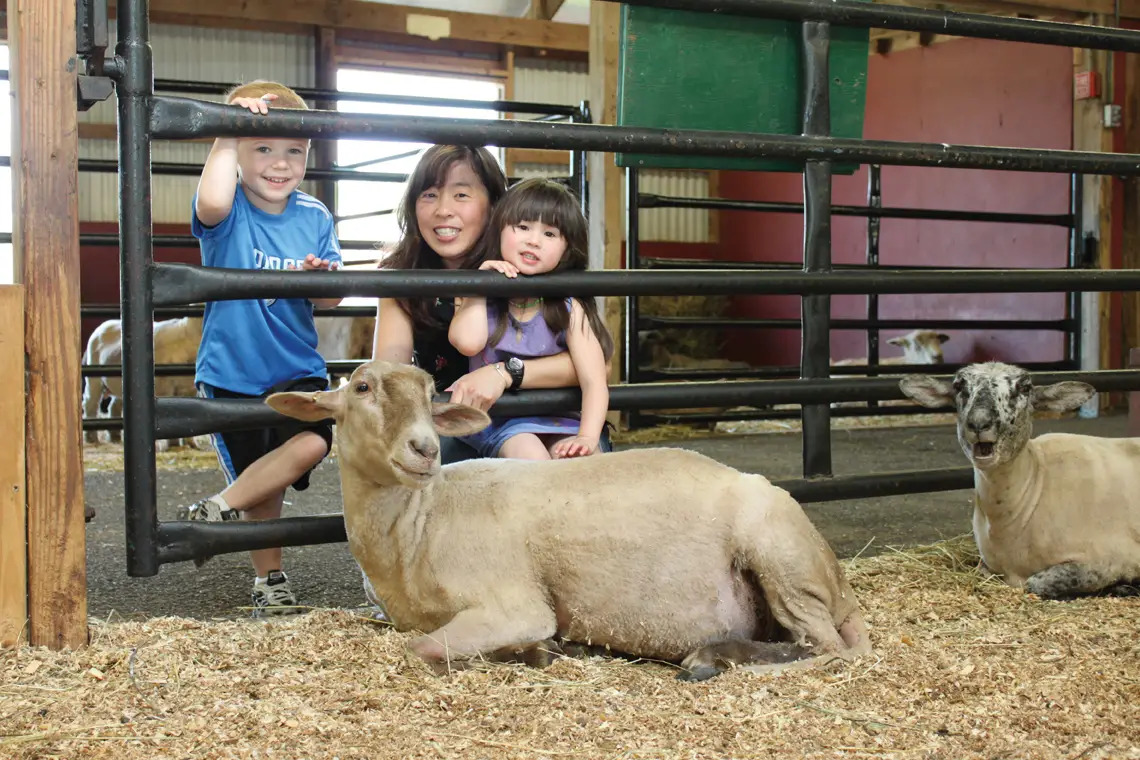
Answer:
[[408, 605, 558, 675], [1025, 562, 1123, 599]]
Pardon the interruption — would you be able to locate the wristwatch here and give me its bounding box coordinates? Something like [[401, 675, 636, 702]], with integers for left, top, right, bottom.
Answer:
[[505, 356, 525, 392]]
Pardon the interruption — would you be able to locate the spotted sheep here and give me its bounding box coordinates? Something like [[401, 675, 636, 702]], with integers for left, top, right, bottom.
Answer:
[[267, 359, 871, 680], [900, 361, 1140, 598]]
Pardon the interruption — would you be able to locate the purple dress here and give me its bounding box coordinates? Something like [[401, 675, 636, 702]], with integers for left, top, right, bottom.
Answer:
[[460, 300, 580, 456]]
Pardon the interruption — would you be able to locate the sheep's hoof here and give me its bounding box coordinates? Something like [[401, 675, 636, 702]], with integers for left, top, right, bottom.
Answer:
[[676, 665, 720, 682]]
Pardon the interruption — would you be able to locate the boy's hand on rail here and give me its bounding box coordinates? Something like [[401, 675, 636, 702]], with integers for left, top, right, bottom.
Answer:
[[302, 254, 339, 271], [230, 93, 276, 115]]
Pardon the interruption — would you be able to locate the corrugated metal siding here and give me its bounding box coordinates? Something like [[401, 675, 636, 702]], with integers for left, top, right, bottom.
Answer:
[[515, 59, 710, 243], [80, 25, 315, 223]]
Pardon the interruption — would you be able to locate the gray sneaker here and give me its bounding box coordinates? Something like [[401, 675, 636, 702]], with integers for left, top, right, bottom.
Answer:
[[176, 497, 239, 567], [252, 571, 299, 618]]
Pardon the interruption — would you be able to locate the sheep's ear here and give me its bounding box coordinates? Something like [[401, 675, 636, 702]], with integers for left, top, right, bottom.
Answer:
[[432, 402, 491, 437], [898, 374, 954, 408], [1032, 381, 1095, 412], [886, 336, 906, 346], [936, 333, 951, 344], [267, 389, 343, 421]]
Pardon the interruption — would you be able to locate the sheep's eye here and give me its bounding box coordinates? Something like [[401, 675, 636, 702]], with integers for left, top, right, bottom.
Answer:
[[952, 378, 966, 393], [1016, 377, 1032, 394], [354, 382, 369, 393]]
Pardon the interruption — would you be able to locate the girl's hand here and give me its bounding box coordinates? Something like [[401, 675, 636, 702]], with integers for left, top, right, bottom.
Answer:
[[230, 93, 276, 115], [480, 260, 520, 278], [552, 435, 598, 459], [446, 364, 508, 412]]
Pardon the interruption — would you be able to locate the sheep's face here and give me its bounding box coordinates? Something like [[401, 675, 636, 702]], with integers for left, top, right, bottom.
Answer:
[[266, 361, 490, 488], [899, 362, 1095, 471], [886, 330, 948, 364]]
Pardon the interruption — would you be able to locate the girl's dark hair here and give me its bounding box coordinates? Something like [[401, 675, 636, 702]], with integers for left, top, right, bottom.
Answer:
[[382, 145, 507, 330], [482, 178, 614, 360]]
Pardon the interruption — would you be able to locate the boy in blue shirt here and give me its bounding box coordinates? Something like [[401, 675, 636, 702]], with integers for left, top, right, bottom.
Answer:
[[178, 80, 343, 617]]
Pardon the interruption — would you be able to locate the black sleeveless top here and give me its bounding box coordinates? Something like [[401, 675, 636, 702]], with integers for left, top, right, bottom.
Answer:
[[412, 297, 467, 392]]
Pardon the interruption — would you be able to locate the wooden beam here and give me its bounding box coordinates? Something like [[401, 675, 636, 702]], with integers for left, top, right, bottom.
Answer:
[[528, 0, 568, 21], [507, 147, 570, 166], [132, 0, 589, 52], [587, 0, 623, 396], [0, 286, 26, 648], [10, 0, 87, 649]]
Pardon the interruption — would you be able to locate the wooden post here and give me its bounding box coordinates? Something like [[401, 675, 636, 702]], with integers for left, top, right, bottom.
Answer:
[[588, 0, 623, 391], [9, 0, 87, 648], [0, 287, 26, 648]]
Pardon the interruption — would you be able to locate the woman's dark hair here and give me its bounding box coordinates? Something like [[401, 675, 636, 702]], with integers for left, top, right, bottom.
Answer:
[[382, 145, 507, 329], [482, 178, 614, 360]]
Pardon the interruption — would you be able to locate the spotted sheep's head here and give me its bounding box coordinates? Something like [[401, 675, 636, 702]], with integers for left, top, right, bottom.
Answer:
[[899, 362, 1094, 470], [266, 361, 490, 488]]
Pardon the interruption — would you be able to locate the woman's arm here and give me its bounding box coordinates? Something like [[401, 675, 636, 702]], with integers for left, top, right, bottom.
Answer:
[[372, 297, 415, 363]]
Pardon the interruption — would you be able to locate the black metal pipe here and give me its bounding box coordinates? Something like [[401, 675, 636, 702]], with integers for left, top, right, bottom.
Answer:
[[79, 232, 382, 250], [641, 403, 952, 425], [636, 192, 1074, 227], [148, 97, 1140, 176], [800, 19, 834, 478], [639, 257, 1037, 271], [1067, 173, 1084, 368], [72, 157, 409, 184], [151, 368, 1140, 440], [608, 0, 1140, 52], [80, 358, 364, 379], [152, 263, 1140, 306], [81, 304, 380, 319], [865, 165, 882, 388], [152, 462, 980, 561], [113, 0, 159, 578], [637, 359, 1070, 381], [151, 76, 580, 117], [624, 167, 644, 429], [638, 316, 1075, 331]]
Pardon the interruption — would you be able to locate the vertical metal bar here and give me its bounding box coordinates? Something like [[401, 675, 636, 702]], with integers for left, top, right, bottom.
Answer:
[[865, 164, 882, 406], [116, 0, 159, 577], [624, 166, 643, 429], [800, 20, 834, 478], [575, 100, 591, 213], [1066, 172, 1083, 370]]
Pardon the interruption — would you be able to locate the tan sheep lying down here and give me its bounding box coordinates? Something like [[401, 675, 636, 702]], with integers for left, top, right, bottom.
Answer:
[[268, 360, 870, 680], [901, 361, 1140, 598]]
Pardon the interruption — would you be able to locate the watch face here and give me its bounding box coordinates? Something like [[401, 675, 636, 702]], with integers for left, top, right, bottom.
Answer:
[[507, 357, 524, 372]]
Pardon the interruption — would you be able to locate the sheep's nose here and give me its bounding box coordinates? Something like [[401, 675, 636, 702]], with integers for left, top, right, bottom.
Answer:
[[966, 414, 993, 436], [409, 437, 439, 461]]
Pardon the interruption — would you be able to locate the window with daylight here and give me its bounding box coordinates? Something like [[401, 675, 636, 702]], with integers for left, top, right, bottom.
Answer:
[[334, 68, 504, 269]]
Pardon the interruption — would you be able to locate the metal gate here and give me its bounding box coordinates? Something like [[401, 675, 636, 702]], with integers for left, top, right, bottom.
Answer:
[[106, 0, 1140, 577]]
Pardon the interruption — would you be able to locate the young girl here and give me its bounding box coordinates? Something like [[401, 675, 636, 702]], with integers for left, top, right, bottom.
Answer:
[[449, 178, 613, 460]]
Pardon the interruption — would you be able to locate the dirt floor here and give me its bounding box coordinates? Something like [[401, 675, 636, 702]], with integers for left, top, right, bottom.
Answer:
[[81, 411, 1130, 622], [0, 412, 1134, 759]]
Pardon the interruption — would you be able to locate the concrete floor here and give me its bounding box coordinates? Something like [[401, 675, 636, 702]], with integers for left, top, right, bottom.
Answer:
[[82, 412, 1130, 621]]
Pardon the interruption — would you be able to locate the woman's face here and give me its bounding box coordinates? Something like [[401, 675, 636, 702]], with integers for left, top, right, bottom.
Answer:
[[414, 161, 491, 269]]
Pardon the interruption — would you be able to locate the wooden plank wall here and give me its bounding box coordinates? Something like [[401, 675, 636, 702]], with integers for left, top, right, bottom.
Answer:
[[9, 0, 87, 648], [0, 287, 26, 648]]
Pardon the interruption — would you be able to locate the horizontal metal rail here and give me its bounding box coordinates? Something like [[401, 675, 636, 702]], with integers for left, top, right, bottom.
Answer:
[[80, 304, 379, 319], [80, 359, 364, 379], [77, 232, 380, 250], [151, 263, 1140, 306], [636, 360, 1071, 382], [152, 76, 581, 117], [152, 369, 1140, 439], [149, 97, 1140, 176], [637, 257, 1050, 271], [609, 0, 1140, 52], [72, 157, 409, 184], [639, 316, 1076, 331], [638, 193, 1074, 226], [640, 404, 950, 425]]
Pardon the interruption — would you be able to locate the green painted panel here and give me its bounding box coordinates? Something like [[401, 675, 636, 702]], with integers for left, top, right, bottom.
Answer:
[[616, 4, 869, 173]]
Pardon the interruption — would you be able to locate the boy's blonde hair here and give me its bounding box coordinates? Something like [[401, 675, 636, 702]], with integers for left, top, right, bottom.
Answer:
[[225, 80, 308, 110]]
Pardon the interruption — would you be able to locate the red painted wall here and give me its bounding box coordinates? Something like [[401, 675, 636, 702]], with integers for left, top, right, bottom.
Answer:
[[80, 222, 199, 349], [717, 38, 1074, 367]]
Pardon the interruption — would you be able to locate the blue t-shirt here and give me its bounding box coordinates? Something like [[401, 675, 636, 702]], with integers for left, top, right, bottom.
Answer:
[[192, 187, 342, 395]]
